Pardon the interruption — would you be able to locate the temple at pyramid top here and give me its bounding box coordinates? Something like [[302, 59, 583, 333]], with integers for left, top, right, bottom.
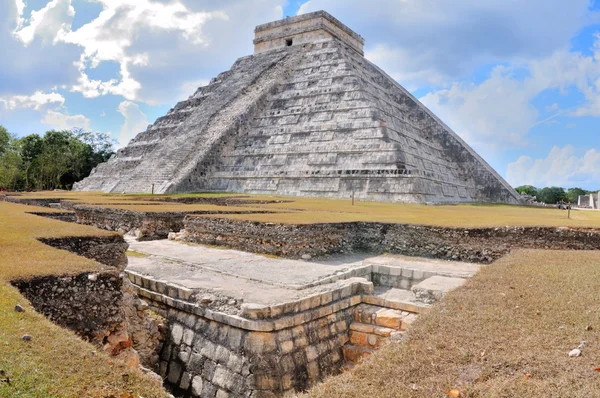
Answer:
[[75, 11, 521, 204], [254, 11, 365, 56]]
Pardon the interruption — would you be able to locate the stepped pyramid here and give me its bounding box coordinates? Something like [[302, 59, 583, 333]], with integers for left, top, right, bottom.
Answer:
[[75, 11, 521, 204]]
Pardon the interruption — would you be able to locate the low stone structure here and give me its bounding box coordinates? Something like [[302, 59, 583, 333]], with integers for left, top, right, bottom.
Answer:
[[123, 238, 480, 397], [578, 192, 599, 209], [75, 11, 521, 204], [178, 216, 600, 263]]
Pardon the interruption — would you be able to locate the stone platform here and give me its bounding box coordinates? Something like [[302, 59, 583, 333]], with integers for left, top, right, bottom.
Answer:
[[124, 238, 480, 397]]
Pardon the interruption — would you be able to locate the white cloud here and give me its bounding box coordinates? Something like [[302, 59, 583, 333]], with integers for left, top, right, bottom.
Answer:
[[58, 0, 228, 101], [14, 0, 26, 29], [299, 0, 595, 87], [41, 110, 91, 130], [116, 100, 149, 147], [420, 65, 537, 151], [12, 0, 74, 46], [419, 35, 600, 155], [507, 146, 600, 189], [0, 91, 65, 110], [9, 0, 284, 104]]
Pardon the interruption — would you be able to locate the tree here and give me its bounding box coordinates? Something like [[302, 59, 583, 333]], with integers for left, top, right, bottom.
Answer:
[[20, 134, 43, 189], [537, 186, 567, 204], [0, 125, 10, 156], [0, 133, 22, 190], [566, 187, 587, 203], [515, 185, 538, 196]]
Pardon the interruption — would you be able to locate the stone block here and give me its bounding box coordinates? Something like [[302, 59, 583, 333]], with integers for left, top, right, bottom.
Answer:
[[401, 313, 418, 331], [306, 345, 319, 362], [171, 323, 184, 345], [280, 339, 295, 354], [216, 389, 230, 398], [227, 353, 245, 374], [215, 345, 231, 365], [188, 352, 205, 373], [180, 372, 192, 390], [349, 322, 374, 334], [167, 361, 182, 384], [183, 328, 195, 346], [227, 327, 244, 351], [375, 308, 402, 329], [307, 361, 320, 381], [191, 376, 204, 396], [200, 340, 217, 361], [246, 332, 277, 354]]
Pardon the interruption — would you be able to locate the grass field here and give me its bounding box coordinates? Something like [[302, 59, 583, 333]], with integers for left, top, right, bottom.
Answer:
[[5, 191, 600, 397], [9, 192, 600, 228], [0, 201, 168, 397], [308, 249, 600, 397]]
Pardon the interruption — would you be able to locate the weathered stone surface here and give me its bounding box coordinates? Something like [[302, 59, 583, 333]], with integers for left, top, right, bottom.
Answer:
[[411, 275, 467, 304], [181, 217, 600, 262], [75, 11, 520, 205]]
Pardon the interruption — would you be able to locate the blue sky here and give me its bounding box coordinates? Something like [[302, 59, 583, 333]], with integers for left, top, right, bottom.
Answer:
[[1, 1, 600, 189]]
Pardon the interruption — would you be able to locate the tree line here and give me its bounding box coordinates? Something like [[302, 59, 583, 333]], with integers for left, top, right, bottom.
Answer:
[[0, 125, 114, 191], [515, 185, 598, 204]]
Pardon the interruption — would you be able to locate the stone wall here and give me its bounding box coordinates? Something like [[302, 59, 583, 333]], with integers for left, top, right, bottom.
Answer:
[[38, 235, 128, 269], [72, 205, 189, 239], [157, 306, 353, 397], [182, 216, 600, 263], [128, 271, 374, 397], [12, 271, 124, 344]]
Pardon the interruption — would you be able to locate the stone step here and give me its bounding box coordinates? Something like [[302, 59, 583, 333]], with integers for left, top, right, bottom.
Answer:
[[348, 325, 393, 349], [353, 304, 414, 330], [342, 344, 373, 363], [411, 275, 467, 304]]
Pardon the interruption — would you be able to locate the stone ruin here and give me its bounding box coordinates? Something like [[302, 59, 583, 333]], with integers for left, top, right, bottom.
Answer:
[[578, 192, 599, 209], [75, 11, 521, 204]]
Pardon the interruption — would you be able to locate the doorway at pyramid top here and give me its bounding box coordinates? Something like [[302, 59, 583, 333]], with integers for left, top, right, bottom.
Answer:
[[253, 10, 365, 56]]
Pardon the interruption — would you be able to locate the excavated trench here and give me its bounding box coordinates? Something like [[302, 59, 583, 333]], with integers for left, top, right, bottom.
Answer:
[[9, 197, 600, 397], [10, 232, 167, 377]]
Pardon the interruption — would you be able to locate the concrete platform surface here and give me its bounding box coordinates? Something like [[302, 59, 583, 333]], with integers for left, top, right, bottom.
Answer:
[[126, 238, 480, 307], [365, 254, 481, 278]]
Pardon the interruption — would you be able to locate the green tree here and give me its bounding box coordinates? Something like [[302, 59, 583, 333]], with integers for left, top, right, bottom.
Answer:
[[20, 134, 43, 190], [0, 125, 10, 156], [537, 186, 567, 204], [566, 187, 587, 203], [0, 133, 22, 190], [515, 185, 538, 196]]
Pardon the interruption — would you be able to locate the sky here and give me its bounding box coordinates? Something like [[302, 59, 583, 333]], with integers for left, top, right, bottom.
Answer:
[[1, 1, 600, 190]]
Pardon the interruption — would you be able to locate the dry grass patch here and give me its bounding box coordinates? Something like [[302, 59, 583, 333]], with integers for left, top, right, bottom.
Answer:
[[0, 201, 169, 397], [0, 201, 114, 280], [309, 249, 600, 398], [199, 199, 600, 228], [17, 192, 600, 228]]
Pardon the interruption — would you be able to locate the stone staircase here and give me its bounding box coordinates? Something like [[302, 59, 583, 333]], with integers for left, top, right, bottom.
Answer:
[[343, 303, 418, 366]]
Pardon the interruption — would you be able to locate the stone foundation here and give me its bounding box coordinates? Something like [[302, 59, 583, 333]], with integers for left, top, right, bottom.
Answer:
[[126, 268, 427, 397], [38, 235, 128, 269], [181, 217, 600, 263]]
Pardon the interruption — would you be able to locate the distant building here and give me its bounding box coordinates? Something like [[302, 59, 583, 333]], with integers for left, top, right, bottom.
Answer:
[[578, 192, 599, 209]]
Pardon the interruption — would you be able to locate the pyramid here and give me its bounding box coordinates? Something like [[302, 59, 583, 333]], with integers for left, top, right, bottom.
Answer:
[[75, 11, 521, 204]]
